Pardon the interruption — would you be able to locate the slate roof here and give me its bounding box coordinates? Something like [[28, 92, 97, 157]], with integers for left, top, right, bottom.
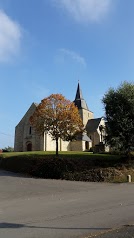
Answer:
[[86, 118, 102, 133], [82, 134, 91, 142], [77, 133, 91, 142], [74, 82, 89, 110]]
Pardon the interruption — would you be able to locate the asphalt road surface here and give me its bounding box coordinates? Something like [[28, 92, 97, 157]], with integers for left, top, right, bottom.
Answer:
[[0, 170, 134, 238]]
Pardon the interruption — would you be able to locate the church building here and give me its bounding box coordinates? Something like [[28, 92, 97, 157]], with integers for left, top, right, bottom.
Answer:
[[14, 83, 106, 152]]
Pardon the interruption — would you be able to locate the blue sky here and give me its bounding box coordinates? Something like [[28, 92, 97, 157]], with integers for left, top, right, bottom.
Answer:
[[0, 0, 134, 148]]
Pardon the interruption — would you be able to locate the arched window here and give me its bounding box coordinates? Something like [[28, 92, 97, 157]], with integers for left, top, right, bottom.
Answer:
[[26, 142, 32, 151]]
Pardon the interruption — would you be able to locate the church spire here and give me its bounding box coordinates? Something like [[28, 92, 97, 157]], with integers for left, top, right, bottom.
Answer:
[[74, 82, 89, 110], [75, 82, 83, 101]]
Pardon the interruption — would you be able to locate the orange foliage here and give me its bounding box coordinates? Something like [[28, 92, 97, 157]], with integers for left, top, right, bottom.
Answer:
[[30, 94, 84, 141]]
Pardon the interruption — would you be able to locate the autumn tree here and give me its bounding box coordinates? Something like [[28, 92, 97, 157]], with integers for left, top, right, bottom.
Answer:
[[102, 82, 134, 158], [30, 94, 84, 156]]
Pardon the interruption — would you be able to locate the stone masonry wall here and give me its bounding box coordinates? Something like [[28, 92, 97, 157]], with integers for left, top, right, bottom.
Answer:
[[79, 109, 94, 127], [14, 124, 24, 152], [70, 141, 83, 151], [14, 103, 42, 152]]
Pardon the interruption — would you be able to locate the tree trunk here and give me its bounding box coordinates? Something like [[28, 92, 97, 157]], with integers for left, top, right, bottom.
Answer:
[[56, 137, 59, 157]]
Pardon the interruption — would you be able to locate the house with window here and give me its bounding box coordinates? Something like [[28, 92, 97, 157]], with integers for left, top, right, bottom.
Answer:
[[14, 83, 106, 152]]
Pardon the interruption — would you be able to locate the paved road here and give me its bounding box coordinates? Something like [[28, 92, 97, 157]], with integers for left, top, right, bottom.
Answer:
[[0, 170, 134, 238], [96, 226, 134, 238]]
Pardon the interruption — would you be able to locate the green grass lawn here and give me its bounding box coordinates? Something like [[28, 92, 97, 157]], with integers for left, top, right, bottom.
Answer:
[[0, 150, 120, 159], [0, 151, 57, 158]]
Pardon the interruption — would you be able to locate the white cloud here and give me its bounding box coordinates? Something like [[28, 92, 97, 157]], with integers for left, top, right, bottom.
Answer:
[[58, 48, 86, 67], [0, 10, 22, 62], [53, 0, 112, 23]]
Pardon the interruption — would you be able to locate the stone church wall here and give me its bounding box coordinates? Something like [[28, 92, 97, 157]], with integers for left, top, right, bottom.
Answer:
[[14, 103, 42, 152], [14, 123, 24, 152], [45, 134, 70, 151], [70, 141, 83, 151], [45, 135, 57, 151], [60, 139, 70, 151], [23, 128, 42, 151], [79, 108, 94, 126]]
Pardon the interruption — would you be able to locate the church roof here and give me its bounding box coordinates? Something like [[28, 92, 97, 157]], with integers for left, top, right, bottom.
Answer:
[[74, 82, 89, 110], [77, 133, 91, 142], [86, 118, 102, 133], [82, 134, 91, 142], [16, 102, 38, 127]]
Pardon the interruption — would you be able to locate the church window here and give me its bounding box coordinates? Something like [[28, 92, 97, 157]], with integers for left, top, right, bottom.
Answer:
[[29, 126, 32, 135]]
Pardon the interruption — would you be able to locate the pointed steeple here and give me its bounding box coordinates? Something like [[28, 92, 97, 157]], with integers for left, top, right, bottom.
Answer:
[[74, 82, 89, 110], [75, 82, 83, 101]]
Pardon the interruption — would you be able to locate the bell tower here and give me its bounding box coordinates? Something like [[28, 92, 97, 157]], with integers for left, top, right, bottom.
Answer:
[[74, 82, 94, 126]]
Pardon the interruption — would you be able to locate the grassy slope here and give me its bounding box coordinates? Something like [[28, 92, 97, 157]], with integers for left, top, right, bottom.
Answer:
[[0, 151, 106, 156], [0, 151, 120, 159], [0, 151, 134, 182]]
